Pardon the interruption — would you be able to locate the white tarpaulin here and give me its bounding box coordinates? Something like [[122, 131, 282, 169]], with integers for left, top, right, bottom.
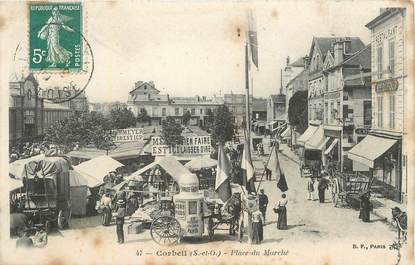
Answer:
[[9, 154, 45, 179], [74, 155, 124, 181], [185, 156, 217, 170], [69, 169, 102, 188], [9, 177, 23, 192]]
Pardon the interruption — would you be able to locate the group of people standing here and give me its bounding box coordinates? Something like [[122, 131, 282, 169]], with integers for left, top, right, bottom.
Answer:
[[306, 172, 330, 203], [247, 189, 288, 245]]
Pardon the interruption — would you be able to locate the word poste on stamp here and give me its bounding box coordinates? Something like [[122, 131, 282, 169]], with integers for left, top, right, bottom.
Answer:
[[29, 2, 82, 71]]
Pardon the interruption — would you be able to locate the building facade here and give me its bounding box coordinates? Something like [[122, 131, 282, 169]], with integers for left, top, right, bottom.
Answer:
[[266, 94, 286, 131], [9, 73, 73, 145], [348, 8, 408, 202], [127, 81, 223, 127]]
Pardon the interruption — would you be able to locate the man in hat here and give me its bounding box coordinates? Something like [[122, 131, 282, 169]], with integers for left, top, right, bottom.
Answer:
[[115, 191, 126, 244], [258, 189, 269, 223], [317, 172, 329, 203], [358, 191, 372, 222]]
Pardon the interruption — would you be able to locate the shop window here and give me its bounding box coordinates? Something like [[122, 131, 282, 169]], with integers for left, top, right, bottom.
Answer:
[[363, 101, 372, 127]]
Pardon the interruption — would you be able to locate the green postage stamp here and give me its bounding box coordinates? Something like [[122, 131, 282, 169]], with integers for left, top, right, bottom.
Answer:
[[29, 2, 83, 71]]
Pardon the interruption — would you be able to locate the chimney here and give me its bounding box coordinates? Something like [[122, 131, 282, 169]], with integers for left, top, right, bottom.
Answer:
[[333, 38, 344, 65], [135, 81, 143, 88], [303, 56, 309, 68], [286, 56, 290, 66], [149, 81, 155, 87]]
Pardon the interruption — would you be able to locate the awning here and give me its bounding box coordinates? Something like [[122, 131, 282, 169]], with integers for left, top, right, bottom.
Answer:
[[69, 169, 102, 188], [347, 135, 397, 168], [324, 138, 339, 155], [297, 125, 318, 145], [267, 121, 278, 129], [318, 137, 331, 150], [272, 123, 286, 133], [185, 156, 217, 170], [281, 127, 291, 138], [305, 126, 325, 149]]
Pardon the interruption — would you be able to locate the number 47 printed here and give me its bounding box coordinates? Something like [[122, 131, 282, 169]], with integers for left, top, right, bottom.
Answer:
[[29, 3, 82, 71]]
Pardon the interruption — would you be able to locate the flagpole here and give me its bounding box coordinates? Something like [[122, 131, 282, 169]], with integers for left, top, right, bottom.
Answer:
[[245, 41, 251, 143]]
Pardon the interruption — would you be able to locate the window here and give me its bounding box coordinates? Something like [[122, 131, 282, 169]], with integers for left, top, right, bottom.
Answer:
[[324, 103, 328, 124], [389, 95, 395, 129], [191, 108, 195, 115], [388, 38, 395, 75], [200, 108, 203, 115], [337, 101, 341, 119], [377, 96, 383, 128], [330, 101, 334, 123], [377, 46, 383, 79], [162, 108, 166, 116], [363, 101, 372, 127], [175, 108, 179, 116]]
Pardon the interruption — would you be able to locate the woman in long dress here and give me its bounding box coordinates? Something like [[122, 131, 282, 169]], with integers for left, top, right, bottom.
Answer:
[[359, 192, 372, 222], [275, 193, 288, 230], [37, 7, 75, 67], [251, 209, 264, 244]]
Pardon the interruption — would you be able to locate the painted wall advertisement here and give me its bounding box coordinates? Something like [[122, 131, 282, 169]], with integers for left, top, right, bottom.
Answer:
[[151, 136, 212, 156], [112, 128, 144, 143]]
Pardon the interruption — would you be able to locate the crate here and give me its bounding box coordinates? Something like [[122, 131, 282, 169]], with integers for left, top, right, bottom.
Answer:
[[128, 222, 144, 234]]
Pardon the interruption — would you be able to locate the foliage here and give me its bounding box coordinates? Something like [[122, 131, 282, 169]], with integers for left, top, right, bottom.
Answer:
[[161, 117, 184, 146], [211, 105, 236, 147], [204, 108, 214, 129], [137, 108, 151, 125], [182, 110, 191, 125], [110, 107, 136, 129], [44, 111, 114, 150], [288, 90, 308, 134]]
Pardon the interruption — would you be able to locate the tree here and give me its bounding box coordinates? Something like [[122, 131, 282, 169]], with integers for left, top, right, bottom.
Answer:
[[288, 90, 308, 134], [211, 105, 236, 147], [161, 117, 184, 146], [137, 108, 151, 125], [110, 107, 136, 129], [182, 110, 191, 125], [44, 111, 114, 150], [204, 108, 214, 130]]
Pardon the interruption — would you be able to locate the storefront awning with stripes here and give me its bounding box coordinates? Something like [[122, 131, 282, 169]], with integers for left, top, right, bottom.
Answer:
[[297, 125, 318, 146], [305, 126, 326, 150], [324, 138, 339, 155], [347, 135, 397, 168]]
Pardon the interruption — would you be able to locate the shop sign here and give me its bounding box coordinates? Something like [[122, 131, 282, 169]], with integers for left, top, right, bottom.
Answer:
[[111, 128, 144, 143], [324, 91, 340, 100], [355, 128, 369, 135], [152, 136, 212, 156], [375, 79, 399, 92]]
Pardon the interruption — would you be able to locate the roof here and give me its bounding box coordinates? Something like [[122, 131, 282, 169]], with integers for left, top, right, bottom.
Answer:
[[342, 44, 371, 69], [311, 37, 365, 62], [290, 57, 307, 67], [270, 94, 286, 103], [366, 8, 405, 29], [129, 81, 160, 94], [44, 102, 72, 110], [252, 99, 267, 112], [287, 69, 306, 86]]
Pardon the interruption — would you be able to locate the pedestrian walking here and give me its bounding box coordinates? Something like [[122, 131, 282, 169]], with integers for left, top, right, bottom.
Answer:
[[251, 209, 264, 244], [330, 177, 340, 207], [307, 178, 315, 200], [258, 189, 268, 223], [359, 191, 372, 222], [274, 193, 288, 230], [317, 174, 329, 203], [115, 193, 126, 244], [264, 161, 272, 181]]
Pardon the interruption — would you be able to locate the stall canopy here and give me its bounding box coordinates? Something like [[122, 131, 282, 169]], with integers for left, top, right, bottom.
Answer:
[[305, 126, 326, 150], [348, 135, 397, 168], [116, 156, 198, 191], [69, 169, 102, 188], [324, 139, 339, 155], [74, 155, 124, 181], [67, 140, 149, 161], [297, 125, 319, 146], [185, 156, 217, 170], [9, 177, 23, 192]]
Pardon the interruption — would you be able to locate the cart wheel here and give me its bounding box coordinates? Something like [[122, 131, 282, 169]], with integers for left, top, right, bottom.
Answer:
[[45, 220, 51, 234], [150, 216, 181, 246], [208, 217, 214, 241], [57, 210, 66, 230]]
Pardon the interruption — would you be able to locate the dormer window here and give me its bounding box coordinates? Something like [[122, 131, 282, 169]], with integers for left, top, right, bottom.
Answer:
[[344, 42, 351, 54]]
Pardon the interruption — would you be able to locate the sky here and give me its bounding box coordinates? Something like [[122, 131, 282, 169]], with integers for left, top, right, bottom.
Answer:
[[3, 0, 398, 103]]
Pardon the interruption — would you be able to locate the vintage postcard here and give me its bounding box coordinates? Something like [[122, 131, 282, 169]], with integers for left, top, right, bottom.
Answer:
[[0, 1, 413, 265]]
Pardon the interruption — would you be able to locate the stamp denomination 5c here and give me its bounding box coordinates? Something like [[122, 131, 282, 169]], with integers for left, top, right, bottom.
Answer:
[[29, 2, 82, 71]]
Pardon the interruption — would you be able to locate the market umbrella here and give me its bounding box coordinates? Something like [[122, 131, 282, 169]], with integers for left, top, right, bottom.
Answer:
[[69, 169, 103, 188], [184, 156, 217, 170]]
